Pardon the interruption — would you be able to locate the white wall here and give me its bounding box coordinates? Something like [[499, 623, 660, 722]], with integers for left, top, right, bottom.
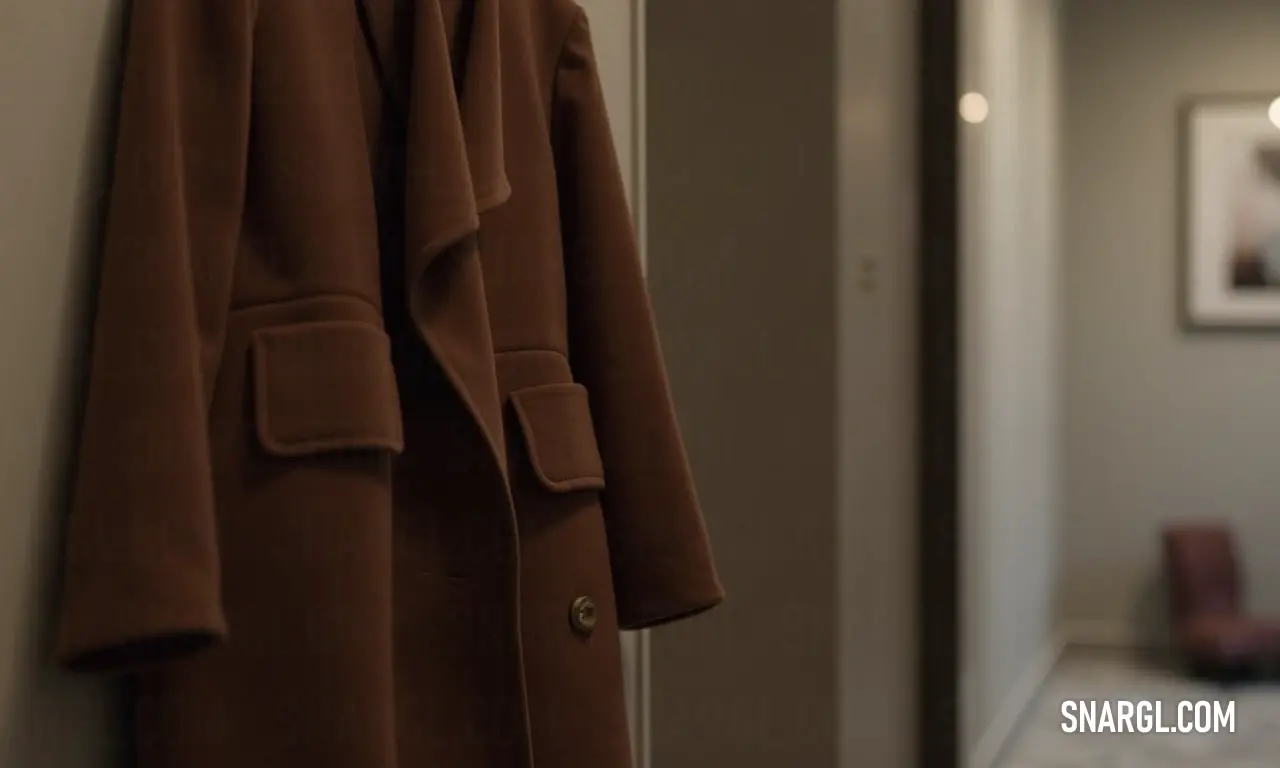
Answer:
[[1061, 0, 1280, 641], [645, 0, 918, 766], [961, 0, 1062, 762], [0, 2, 127, 766], [645, 3, 839, 764], [835, 0, 919, 765]]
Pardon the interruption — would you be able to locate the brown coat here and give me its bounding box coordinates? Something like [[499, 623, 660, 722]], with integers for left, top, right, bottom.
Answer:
[[54, 1, 723, 766]]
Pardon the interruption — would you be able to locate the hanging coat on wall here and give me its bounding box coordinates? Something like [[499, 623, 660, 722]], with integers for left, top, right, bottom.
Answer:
[[54, 1, 724, 766]]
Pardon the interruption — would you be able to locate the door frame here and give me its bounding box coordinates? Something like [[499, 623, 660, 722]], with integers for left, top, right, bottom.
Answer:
[[916, 0, 961, 765], [625, 1, 652, 766]]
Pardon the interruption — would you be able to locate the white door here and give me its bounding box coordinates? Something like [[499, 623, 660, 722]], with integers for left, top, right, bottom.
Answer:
[[568, 1, 649, 765]]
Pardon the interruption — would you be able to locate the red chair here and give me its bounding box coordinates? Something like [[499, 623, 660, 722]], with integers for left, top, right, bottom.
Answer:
[[1162, 523, 1280, 678]]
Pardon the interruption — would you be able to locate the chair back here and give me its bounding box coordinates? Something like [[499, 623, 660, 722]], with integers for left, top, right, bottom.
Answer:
[[1163, 523, 1241, 621]]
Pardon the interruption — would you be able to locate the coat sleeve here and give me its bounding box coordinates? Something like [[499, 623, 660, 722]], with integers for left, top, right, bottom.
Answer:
[[552, 8, 724, 630], [55, 0, 255, 673]]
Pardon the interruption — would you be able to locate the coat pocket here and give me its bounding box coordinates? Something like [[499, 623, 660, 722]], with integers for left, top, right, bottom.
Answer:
[[509, 383, 607, 492], [251, 321, 405, 456]]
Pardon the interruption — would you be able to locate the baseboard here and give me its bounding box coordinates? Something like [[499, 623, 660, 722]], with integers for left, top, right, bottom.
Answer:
[[967, 634, 1066, 768], [1058, 620, 1169, 652]]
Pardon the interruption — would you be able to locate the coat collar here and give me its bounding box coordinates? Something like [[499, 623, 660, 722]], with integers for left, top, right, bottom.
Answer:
[[357, 0, 510, 231], [357, 0, 516, 485], [450, 0, 509, 212]]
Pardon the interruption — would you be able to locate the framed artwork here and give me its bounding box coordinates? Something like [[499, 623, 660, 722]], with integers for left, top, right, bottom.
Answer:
[[1181, 93, 1280, 330]]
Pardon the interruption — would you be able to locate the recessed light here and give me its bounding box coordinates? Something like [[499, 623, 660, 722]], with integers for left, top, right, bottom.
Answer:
[[959, 92, 989, 124]]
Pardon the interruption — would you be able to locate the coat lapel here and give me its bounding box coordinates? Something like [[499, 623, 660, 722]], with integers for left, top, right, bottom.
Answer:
[[452, 0, 510, 212], [360, 0, 513, 477]]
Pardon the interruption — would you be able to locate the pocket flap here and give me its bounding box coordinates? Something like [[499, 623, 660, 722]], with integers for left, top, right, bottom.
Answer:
[[251, 321, 404, 457], [509, 383, 606, 492]]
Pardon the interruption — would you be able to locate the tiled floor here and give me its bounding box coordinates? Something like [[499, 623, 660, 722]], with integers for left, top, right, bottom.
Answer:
[[998, 648, 1280, 767]]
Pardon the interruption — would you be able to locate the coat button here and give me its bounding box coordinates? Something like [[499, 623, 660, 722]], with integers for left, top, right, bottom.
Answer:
[[569, 596, 597, 635]]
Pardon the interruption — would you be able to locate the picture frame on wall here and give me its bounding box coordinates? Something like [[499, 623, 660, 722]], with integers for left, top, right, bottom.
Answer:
[[1181, 93, 1280, 330]]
